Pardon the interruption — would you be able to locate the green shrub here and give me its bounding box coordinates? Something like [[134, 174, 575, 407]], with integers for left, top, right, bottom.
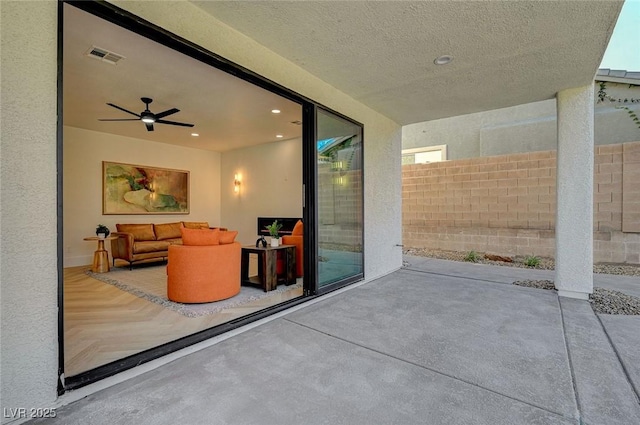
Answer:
[[524, 255, 540, 267], [464, 250, 480, 263]]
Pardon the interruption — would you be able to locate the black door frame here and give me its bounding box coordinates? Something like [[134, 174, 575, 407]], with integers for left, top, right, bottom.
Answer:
[[311, 105, 365, 295], [59, 0, 363, 392]]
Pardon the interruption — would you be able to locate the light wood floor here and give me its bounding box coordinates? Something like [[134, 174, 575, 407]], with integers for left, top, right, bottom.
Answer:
[[63, 264, 303, 377]]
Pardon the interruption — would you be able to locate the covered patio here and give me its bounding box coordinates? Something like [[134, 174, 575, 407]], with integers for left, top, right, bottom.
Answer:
[[38, 257, 640, 425], [2, 0, 629, 418]]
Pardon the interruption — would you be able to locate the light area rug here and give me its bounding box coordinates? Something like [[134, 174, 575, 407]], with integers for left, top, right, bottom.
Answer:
[[86, 265, 301, 318]]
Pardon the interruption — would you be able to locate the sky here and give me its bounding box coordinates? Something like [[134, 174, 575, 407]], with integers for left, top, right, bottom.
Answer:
[[599, 0, 640, 71]]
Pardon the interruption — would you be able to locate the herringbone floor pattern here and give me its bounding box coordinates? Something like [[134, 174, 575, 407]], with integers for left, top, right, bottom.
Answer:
[[63, 266, 303, 376]]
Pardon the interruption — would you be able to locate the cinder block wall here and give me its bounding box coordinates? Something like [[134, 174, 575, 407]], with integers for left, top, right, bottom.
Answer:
[[319, 164, 363, 247], [402, 141, 640, 264]]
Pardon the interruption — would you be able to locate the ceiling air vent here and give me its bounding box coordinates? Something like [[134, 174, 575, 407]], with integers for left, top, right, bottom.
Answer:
[[85, 46, 125, 65]]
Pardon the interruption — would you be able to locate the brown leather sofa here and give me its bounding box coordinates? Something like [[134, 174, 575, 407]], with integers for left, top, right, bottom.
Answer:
[[111, 221, 222, 269]]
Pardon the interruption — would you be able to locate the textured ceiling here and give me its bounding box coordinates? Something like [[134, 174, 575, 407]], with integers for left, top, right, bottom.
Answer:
[[192, 0, 623, 125], [63, 4, 302, 152], [65, 1, 622, 149]]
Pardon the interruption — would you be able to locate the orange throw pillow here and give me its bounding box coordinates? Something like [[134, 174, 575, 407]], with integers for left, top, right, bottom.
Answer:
[[181, 228, 220, 246], [292, 220, 303, 236], [219, 230, 238, 245]]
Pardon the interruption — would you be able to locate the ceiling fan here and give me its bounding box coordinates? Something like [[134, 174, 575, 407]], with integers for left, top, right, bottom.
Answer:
[[99, 97, 194, 132]]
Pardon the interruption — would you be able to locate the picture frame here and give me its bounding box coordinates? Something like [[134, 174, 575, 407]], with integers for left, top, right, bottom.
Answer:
[[102, 161, 189, 215]]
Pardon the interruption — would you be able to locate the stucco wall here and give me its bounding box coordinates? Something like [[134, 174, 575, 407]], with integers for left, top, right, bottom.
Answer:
[[403, 83, 640, 160], [1, 0, 401, 415], [63, 126, 222, 267], [1, 1, 60, 420]]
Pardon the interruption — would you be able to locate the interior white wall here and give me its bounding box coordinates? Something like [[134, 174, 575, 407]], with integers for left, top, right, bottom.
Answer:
[[1, 1, 59, 421], [1, 0, 402, 415], [221, 138, 303, 246], [63, 126, 221, 267], [403, 82, 640, 160]]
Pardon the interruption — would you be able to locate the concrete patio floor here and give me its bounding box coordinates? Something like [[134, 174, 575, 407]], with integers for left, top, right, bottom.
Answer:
[[34, 256, 639, 425]]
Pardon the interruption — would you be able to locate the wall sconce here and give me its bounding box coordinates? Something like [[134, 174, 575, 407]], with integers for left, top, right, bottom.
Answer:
[[234, 173, 242, 193]]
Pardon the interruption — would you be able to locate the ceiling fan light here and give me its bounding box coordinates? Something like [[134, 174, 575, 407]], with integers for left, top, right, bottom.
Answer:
[[141, 111, 156, 123], [101, 98, 192, 130]]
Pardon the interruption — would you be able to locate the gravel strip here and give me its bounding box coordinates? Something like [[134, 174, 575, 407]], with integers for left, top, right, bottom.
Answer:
[[513, 280, 640, 316], [511, 280, 640, 315], [403, 248, 640, 276], [513, 279, 556, 290], [404, 248, 640, 315], [590, 287, 640, 315]]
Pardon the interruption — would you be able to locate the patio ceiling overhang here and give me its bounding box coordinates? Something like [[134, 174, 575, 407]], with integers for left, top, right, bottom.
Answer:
[[192, 1, 624, 125]]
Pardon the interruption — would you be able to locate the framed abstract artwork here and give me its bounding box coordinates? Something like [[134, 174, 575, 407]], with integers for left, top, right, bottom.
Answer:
[[102, 161, 189, 214]]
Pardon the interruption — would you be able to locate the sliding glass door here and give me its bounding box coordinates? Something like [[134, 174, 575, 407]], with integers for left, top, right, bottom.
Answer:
[[316, 108, 363, 289]]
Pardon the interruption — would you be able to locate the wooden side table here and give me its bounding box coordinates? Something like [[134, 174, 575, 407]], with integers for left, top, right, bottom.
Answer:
[[84, 236, 117, 273], [241, 245, 296, 292]]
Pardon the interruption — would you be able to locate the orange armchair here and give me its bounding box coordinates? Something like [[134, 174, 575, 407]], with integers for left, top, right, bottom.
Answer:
[[282, 220, 303, 278], [167, 242, 241, 303]]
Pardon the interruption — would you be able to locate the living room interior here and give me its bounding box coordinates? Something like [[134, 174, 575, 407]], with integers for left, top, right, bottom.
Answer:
[[61, 4, 311, 378]]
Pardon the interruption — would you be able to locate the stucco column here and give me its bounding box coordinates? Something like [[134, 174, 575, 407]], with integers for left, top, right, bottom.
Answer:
[[555, 84, 594, 300]]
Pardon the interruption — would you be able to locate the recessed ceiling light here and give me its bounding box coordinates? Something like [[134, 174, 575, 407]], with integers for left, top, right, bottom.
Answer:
[[271, 109, 281, 114], [276, 134, 283, 138], [191, 133, 199, 137], [434, 55, 453, 65]]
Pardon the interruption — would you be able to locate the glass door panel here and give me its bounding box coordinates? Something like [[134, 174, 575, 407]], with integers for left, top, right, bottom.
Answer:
[[316, 108, 363, 288]]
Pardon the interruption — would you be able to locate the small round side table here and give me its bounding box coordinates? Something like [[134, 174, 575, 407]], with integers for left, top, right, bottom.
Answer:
[[84, 236, 117, 273]]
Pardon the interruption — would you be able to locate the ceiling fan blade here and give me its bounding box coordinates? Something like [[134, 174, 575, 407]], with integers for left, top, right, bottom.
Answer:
[[145, 122, 154, 132], [106, 103, 140, 118], [98, 118, 140, 121], [156, 119, 194, 127], [154, 108, 180, 119]]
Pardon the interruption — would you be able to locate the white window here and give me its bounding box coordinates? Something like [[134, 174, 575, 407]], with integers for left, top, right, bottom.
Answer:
[[401, 145, 447, 165]]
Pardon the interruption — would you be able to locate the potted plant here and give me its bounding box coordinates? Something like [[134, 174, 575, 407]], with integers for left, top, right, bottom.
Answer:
[[96, 224, 110, 239], [265, 220, 282, 247]]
